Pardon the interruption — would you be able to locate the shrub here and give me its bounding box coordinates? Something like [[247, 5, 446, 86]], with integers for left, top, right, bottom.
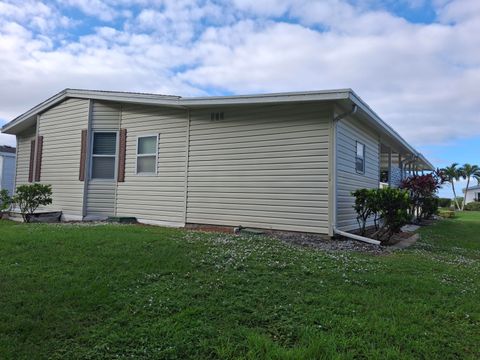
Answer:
[[464, 202, 480, 211], [419, 196, 439, 219], [438, 198, 452, 208], [400, 174, 441, 221], [0, 189, 12, 215], [438, 209, 455, 218], [352, 189, 380, 235], [352, 187, 410, 241], [376, 187, 411, 237], [13, 184, 53, 223]]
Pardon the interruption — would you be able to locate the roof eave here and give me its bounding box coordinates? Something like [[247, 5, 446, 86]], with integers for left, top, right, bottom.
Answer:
[[1, 88, 184, 134], [348, 90, 434, 171]]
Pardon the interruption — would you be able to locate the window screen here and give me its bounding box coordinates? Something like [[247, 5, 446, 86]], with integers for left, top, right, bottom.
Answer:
[[91, 132, 117, 179], [355, 142, 365, 173], [137, 135, 158, 174]]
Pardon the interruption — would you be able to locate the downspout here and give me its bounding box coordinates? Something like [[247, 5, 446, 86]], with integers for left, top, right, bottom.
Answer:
[[331, 104, 380, 245]]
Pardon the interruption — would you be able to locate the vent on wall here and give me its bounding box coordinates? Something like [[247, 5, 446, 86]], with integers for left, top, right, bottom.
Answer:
[[210, 112, 224, 121]]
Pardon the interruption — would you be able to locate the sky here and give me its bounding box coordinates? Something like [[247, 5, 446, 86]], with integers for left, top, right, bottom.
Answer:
[[0, 0, 478, 197]]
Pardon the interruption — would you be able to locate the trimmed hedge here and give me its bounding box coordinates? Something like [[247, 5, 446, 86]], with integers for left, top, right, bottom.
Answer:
[[438, 209, 455, 218], [464, 202, 480, 211]]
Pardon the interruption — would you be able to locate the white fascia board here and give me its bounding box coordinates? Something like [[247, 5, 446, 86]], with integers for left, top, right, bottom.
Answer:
[[1, 88, 352, 134], [180, 89, 351, 106], [1, 89, 183, 134], [2, 90, 68, 134], [65, 89, 181, 106], [0, 87, 435, 171], [348, 91, 434, 171]]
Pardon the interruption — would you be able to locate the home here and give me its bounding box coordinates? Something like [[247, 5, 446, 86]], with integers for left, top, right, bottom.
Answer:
[[0, 145, 16, 195], [1, 89, 433, 235], [464, 185, 480, 204]]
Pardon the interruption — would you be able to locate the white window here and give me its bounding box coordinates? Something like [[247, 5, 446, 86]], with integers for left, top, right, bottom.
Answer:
[[355, 141, 365, 173], [136, 135, 158, 174], [91, 132, 117, 179]]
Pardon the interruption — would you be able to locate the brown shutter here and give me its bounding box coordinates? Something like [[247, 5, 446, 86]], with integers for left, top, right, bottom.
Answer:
[[118, 128, 127, 182], [28, 139, 36, 183], [34, 136, 43, 182], [79, 129, 88, 181]]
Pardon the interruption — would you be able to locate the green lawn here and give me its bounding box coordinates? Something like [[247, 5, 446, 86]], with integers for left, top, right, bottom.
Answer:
[[0, 213, 479, 359]]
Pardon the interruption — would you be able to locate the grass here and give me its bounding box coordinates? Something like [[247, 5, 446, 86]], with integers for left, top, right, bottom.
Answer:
[[0, 213, 479, 359]]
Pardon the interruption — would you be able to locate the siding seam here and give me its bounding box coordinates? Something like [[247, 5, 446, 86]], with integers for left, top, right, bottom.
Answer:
[[183, 109, 190, 225]]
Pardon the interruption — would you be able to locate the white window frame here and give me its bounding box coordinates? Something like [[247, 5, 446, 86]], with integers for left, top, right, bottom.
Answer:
[[135, 134, 159, 176], [90, 131, 119, 181], [355, 141, 365, 174]]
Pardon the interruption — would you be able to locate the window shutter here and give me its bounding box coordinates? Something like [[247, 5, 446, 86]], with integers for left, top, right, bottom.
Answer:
[[34, 136, 43, 182], [28, 139, 36, 183], [118, 128, 127, 182], [79, 129, 88, 181]]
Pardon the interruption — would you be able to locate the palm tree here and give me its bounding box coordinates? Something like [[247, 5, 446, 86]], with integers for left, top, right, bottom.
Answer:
[[475, 173, 480, 186], [460, 163, 480, 210], [442, 163, 462, 210]]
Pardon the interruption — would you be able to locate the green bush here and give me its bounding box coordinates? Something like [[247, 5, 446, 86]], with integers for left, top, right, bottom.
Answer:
[[377, 187, 411, 236], [420, 196, 440, 219], [13, 184, 53, 223], [438, 198, 452, 208], [438, 209, 455, 218], [352, 187, 410, 240], [352, 189, 380, 235], [464, 202, 480, 211], [0, 189, 12, 214]]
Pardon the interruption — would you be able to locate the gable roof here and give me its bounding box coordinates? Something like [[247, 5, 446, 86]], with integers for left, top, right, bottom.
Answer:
[[1, 88, 434, 170], [0, 145, 16, 154], [464, 185, 480, 192]]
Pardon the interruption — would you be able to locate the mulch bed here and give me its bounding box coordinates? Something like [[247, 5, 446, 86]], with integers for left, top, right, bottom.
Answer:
[[270, 231, 389, 254]]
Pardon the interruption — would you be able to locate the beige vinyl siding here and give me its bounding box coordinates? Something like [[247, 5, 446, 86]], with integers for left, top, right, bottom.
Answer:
[[15, 126, 36, 187], [115, 104, 187, 225], [86, 181, 116, 216], [336, 115, 379, 231], [91, 101, 121, 130], [186, 103, 331, 234], [85, 100, 120, 217], [37, 98, 89, 217]]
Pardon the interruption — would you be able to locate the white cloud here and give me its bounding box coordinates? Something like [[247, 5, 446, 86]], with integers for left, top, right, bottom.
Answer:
[[0, 0, 480, 151], [58, 0, 118, 22], [436, 0, 480, 23]]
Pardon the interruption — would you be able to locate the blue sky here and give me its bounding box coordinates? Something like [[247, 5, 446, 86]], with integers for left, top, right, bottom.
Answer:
[[0, 0, 479, 198]]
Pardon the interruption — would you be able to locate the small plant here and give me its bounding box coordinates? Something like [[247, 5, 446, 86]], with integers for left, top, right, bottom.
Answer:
[[352, 187, 410, 241], [438, 209, 455, 218], [464, 202, 480, 211], [419, 196, 439, 220], [400, 173, 441, 222], [13, 184, 53, 223], [0, 189, 12, 218], [375, 187, 411, 239], [438, 198, 452, 208], [352, 189, 374, 236]]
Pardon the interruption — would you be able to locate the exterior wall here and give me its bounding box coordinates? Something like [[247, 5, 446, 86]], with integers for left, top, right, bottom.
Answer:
[[38, 98, 89, 218], [186, 103, 331, 234], [336, 114, 380, 231], [465, 187, 480, 204], [390, 166, 402, 187], [15, 126, 36, 186], [115, 104, 187, 226], [86, 181, 116, 217], [85, 101, 120, 218], [0, 153, 16, 195]]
